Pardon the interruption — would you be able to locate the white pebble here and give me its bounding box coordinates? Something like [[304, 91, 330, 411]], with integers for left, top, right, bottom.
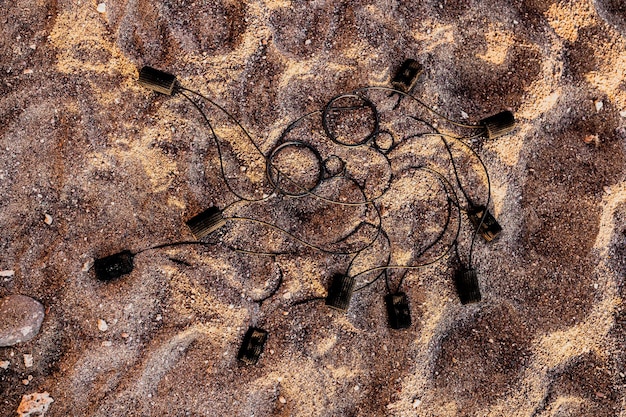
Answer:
[[81, 259, 94, 272], [620, 111, 626, 118], [44, 214, 53, 225], [0, 270, 15, 277], [17, 392, 54, 417], [23, 354, 33, 368], [101, 340, 112, 347], [279, 396, 286, 404], [595, 100, 603, 112], [0, 360, 9, 369], [460, 111, 469, 119], [305, 39, 311, 45], [23, 69, 33, 75], [97, 319, 108, 332], [413, 399, 422, 408], [593, 283, 599, 289], [97, 3, 106, 13]]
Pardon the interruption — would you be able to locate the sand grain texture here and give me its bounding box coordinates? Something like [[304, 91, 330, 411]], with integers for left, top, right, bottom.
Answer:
[[1, 0, 625, 416]]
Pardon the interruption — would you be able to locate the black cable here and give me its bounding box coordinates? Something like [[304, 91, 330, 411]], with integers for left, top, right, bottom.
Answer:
[[356, 86, 486, 131], [321, 93, 380, 147], [350, 166, 462, 291], [392, 166, 458, 293], [399, 118, 493, 268], [179, 90, 275, 203]]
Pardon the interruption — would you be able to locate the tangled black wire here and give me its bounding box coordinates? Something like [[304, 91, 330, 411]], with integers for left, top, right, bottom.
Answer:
[[92, 63, 515, 364]]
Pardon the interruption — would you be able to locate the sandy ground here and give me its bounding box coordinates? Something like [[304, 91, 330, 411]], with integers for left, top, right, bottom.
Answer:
[[1, 0, 626, 416]]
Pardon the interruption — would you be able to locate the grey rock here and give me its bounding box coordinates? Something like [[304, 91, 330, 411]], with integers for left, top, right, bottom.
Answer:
[[0, 295, 45, 347]]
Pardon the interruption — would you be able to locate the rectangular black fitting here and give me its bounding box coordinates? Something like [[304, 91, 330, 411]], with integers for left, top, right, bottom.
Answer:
[[138, 66, 178, 95], [468, 206, 502, 242], [385, 292, 411, 329], [480, 111, 515, 139], [391, 59, 424, 93], [454, 268, 481, 304], [325, 274, 355, 312], [186, 207, 226, 240], [94, 250, 134, 281], [237, 327, 268, 365]]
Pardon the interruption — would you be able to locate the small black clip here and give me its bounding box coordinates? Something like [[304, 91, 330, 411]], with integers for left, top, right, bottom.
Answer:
[[138, 66, 178, 96], [385, 292, 411, 329], [468, 206, 502, 242], [186, 207, 226, 240], [93, 250, 135, 281], [480, 111, 515, 139], [325, 274, 355, 312], [454, 268, 481, 304], [237, 327, 268, 365], [391, 59, 424, 94]]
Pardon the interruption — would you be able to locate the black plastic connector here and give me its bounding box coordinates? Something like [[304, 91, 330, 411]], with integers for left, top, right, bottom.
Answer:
[[138, 66, 178, 95], [454, 268, 481, 304], [186, 207, 226, 240], [480, 111, 515, 139], [391, 59, 424, 93], [94, 250, 135, 281], [325, 274, 355, 312], [385, 292, 411, 329], [468, 206, 502, 242], [237, 327, 268, 365]]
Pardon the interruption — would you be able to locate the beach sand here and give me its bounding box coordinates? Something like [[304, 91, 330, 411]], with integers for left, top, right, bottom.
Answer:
[[1, 0, 625, 415]]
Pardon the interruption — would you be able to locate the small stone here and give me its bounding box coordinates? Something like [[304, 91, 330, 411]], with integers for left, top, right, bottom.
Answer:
[[29, 44, 36, 50], [23, 69, 33, 75], [593, 283, 599, 289], [81, 259, 94, 272], [620, 111, 626, 118], [304, 39, 311, 45], [101, 340, 112, 347], [24, 354, 33, 367], [0, 270, 15, 277], [121, 332, 129, 338], [97, 3, 106, 13], [460, 111, 469, 119], [583, 134, 600, 148], [44, 214, 53, 225], [595, 100, 603, 112], [22, 378, 30, 385], [0, 360, 9, 369], [97, 319, 108, 332], [279, 396, 286, 404], [0, 295, 45, 347], [413, 399, 422, 408], [603, 186, 612, 195], [17, 392, 54, 417]]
